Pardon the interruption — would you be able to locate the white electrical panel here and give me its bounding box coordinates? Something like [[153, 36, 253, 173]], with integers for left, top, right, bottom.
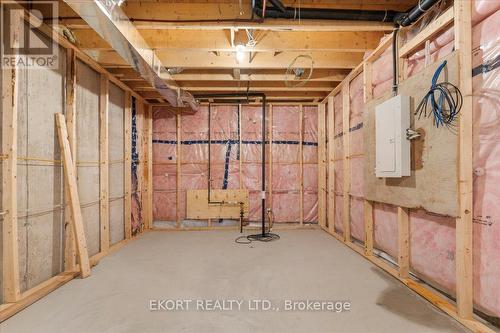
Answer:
[[375, 95, 410, 178]]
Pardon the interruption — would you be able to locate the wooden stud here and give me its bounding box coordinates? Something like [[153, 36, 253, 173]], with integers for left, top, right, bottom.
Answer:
[[342, 84, 351, 242], [322, 225, 495, 333], [298, 104, 305, 222], [2, 65, 21, 302], [399, 6, 454, 58], [398, 207, 410, 278], [269, 104, 273, 216], [363, 62, 373, 103], [455, 0, 473, 320], [144, 105, 153, 230], [176, 114, 182, 228], [55, 114, 91, 278], [239, 104, 243, 190], [135, 100, 144, 231], [364, 200, 374, 256], [99, 75, 110, 252], [327, 97, 336, 234], [64, 48, 77, 271], [124, 91, 132, 239], [317, 103, 327, 228]]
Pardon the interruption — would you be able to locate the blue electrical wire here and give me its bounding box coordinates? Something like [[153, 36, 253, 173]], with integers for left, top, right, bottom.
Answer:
[[415, 60, 463, 131]]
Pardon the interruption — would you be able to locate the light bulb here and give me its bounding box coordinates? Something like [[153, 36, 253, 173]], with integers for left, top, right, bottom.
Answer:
[[235, 44, 245, 64]]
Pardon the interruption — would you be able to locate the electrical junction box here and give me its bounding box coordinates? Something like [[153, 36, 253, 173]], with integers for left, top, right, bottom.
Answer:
[[375, 95, 411, 178]]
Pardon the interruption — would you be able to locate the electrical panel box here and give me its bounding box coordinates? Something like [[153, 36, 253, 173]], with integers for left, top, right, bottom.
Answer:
[[375, 95, 410, 178]]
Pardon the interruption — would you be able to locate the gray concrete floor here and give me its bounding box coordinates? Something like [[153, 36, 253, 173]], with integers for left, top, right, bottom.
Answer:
[[1, 229, 468, 333]]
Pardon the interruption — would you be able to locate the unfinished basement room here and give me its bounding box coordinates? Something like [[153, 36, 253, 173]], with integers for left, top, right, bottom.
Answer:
[[1, 0, 499, 332]]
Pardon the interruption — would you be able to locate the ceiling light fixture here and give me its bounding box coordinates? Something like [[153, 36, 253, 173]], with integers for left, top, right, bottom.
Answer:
[[235, 44, 245, 64]]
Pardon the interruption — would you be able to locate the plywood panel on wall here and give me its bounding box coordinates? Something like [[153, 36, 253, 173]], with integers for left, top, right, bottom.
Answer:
[[186, 189, 249, 219], [364, 53, 459, 217]]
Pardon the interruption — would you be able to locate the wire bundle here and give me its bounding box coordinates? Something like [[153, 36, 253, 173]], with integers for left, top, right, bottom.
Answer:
[[235, 232, 280, 244], [415, 60, 463, 131]]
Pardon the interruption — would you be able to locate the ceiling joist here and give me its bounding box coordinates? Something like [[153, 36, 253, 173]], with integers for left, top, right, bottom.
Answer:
[[88, 50, 363, 69]]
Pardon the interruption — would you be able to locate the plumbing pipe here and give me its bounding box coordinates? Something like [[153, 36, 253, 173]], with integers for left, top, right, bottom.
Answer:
[[200, 93, 267, 237]]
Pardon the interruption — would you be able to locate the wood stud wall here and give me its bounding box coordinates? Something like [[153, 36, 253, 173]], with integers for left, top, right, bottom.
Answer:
[[317, 103, 327, 228], [64, 49, 77, 271], [0, 2, 493, 332], [319, 2, 494, 332], [99, 75, 110, 252], [0, 6, 151, 322]]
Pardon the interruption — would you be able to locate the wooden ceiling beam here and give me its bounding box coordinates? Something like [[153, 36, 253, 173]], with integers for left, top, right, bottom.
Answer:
[[140, 90, 327, 100], [127, 80, 337, 92], [71, 29, 384, 53], [108, 68, 349, 82], [87, 49, 363, 69], [57, 1, 412, 31]]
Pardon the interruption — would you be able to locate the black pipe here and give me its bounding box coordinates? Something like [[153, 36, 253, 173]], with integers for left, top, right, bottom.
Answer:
[[200, 93, 267, 237], [268, 0, 286, 13], [395, 0, 441, 27], [253, 0, 399, 22], [254, 0, 441, 25], [392, 26, 399, 96], [260, 94, 266, 237]]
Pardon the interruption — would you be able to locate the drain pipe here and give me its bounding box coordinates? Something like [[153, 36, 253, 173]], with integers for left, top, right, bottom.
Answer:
[[253, 0, 399, 22], [254, 0, 441, 25], [395, 0, 442, 27], [199, 93, 267, 237]]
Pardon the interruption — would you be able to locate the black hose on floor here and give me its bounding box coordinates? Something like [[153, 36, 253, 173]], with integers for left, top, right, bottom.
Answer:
[[235, 232, 280, 244]]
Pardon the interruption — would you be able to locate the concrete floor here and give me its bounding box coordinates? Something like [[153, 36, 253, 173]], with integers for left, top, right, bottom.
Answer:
[[1, 229, 468, 333]]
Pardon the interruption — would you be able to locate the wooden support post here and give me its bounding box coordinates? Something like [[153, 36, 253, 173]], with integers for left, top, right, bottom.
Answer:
[[363, 62, 373, 103], [64, 49, 77, 271], [342, 84, 351, 242], [455, 0, 473, 320], [327, 97, 335, 234], [2, 65, 21, 302], [176, 114, 182, 228], [124, 91, 132, 239], [268, 104, 273, 212], [239, 104, 243, 190], [135, 100, 145, 231], [55, 114, 91, 278], [364, 200, 374, 256], [398, 207, 410, 278], [299, 104, 304, 225], [317, 103, 327, 228], [99, 75, 109, 252], [144, 105, 153, 230]]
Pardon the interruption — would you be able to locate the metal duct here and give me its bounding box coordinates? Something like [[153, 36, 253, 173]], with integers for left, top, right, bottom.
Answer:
[[64, 0, 198, 110]]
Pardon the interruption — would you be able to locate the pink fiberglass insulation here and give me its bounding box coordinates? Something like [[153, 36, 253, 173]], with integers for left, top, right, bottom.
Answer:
[[241, 105, 264, 221], [333, 93, 344, 233], [272, 105, 301, 222], [349, 74, 365, 242], [471, 7, 500, 316], [364, 3, 500, 317], [152, 104, 319, 224], [303, 106, 319, 222], [152, 107, 177, 221], [373, 202, 398, 260]]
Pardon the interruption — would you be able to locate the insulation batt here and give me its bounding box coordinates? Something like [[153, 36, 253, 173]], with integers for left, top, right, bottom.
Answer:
[[360, 1, 500, 317], [152, 105, 319, 224]]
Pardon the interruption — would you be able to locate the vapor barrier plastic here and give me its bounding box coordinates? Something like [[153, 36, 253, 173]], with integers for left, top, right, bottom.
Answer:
[[363, 3, 500, 317], [152, 104, 319, 224]]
